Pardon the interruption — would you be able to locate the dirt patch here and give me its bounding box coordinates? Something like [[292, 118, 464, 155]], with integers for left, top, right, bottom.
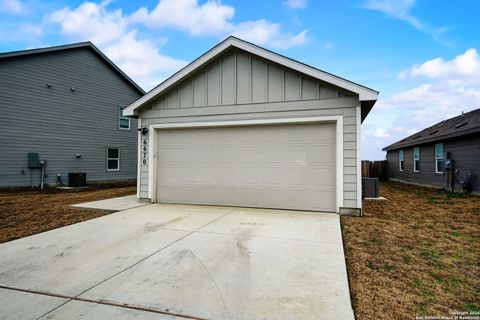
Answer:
[[341, 181, 480, 319], [0, 183, 136, 244]]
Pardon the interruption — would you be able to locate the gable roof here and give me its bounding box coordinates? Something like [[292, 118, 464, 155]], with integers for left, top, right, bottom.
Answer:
[[383, 108, 480, 151], [0, 42, 145, 95], [123, 36, 378, 117]]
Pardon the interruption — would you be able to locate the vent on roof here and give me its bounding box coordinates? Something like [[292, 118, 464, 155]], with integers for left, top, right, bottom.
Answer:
[[455, 122, 468, 129], [413, 135, 421, 140], [429, 130, 439, 135], [400, 138, 408, 142], [438, 121, 446, 127]]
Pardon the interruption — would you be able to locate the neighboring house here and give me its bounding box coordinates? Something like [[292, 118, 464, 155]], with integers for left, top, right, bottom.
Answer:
[[123, 36, 378, 213], [383, 108, 480, 194], [0, 42, 145, 187]]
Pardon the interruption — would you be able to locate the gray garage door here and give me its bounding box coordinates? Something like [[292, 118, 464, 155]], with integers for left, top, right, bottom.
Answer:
[[156, 123, 336, 212]]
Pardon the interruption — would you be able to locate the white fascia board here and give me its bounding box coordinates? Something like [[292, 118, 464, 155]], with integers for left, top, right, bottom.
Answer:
[[123, 40, 232, 116], [123, 37, 378, 116], [232, 39, 378, 101]]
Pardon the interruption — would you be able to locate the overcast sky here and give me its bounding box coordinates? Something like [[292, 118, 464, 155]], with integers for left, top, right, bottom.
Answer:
[[1, 0, 479, 159]]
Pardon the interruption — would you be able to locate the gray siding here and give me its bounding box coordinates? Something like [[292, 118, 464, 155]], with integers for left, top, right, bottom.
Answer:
[[150, 50, 353, 111], [386, 133, 480, 193], [0, 47, 142, 187]]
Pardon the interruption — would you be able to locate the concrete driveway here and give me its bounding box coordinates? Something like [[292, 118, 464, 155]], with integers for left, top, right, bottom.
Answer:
[[0, 204, 354, 320]]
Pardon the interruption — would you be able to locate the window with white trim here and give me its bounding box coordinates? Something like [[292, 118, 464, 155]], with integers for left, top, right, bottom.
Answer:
[[399, 149, 404, 171], [435, 143, 444, 173], [413, 147, 420, 172], [107, 148, 120, 171], [118, 106, 130, 130]]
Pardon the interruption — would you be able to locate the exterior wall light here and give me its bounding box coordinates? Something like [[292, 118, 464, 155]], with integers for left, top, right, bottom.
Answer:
[[137, 127, 149, 135]]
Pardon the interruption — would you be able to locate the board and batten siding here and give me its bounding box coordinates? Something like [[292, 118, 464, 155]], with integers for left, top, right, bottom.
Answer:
[[0, 47, 142, 187], [152, 50, 352, 110], [137, 49, 360, 208]]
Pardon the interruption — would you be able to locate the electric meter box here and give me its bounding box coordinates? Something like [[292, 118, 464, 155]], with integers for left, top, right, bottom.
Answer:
[[28, 153, 40, 168]]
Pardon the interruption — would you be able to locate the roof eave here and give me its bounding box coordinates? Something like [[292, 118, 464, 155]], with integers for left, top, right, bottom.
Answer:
[[0, 42, 92, 59], [383, 126, 480, 151], [360, 100, 377, 123], [0, 41, 145, 95], [123, 36, 378, 117], [86, 42, 145, 95]]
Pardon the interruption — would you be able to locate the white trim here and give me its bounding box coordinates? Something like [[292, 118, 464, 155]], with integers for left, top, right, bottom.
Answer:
[[356, 105, 362, 209], [336, 117, 344, 211], [118, 106, 131, 130], [147, 126, 154, 199], [413, 146, 420, 173], [399, 149, 404, 171], [152, 127, 158, 201], [136, 118, 141, 198], [148, 116, 344, 212], [123, 37, 378, 116], [435, 143, 444, 173], [106, 147, 120, 171], [149, 116, 343, 129], [118, 118, 131, 130]]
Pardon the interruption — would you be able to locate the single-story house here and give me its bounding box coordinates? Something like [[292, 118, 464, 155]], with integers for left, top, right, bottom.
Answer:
[[124, 36, 378, 213], [0, 42, 144, 187], [383, 108, 480, 193]]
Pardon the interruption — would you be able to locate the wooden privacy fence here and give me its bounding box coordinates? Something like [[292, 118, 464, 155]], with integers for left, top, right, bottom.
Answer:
[[362, 160, 388, 181]]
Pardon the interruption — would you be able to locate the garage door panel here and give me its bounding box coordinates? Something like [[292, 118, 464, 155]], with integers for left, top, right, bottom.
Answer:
[[156, 123, 336, 212], [157, 185, 336, 212], [158, 166, 334, 187], [160, 145, 335, 166]]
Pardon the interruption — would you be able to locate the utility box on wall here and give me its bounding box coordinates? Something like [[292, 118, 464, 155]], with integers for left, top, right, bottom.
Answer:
[[28, 153, 40, 168]]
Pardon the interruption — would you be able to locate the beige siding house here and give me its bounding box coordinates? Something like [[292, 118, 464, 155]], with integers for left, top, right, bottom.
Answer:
[[124, 37, 378, 213]]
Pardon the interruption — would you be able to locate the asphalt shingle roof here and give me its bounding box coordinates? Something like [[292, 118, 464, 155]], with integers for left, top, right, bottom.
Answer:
[[383, 108, 480, 151]]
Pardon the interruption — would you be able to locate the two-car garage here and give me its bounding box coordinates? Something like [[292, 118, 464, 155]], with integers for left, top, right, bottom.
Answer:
[[154, 121, 337, 212], [125, 37, 378, 213]]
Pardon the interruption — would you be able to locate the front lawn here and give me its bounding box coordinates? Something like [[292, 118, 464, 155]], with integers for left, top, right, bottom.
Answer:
[[0, 183, 136, 244], [341, 182, 479, 319]]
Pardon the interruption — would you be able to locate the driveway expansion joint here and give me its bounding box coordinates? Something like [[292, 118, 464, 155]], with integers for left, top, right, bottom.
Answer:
[[0, 205, 354, 320], [33, 208, 239, 319], [0, 285, 209, 320]]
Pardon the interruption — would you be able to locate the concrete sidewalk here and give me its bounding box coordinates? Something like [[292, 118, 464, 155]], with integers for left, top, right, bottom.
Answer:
[[71, 195, 148, 211], [0, 204, 354, 320]]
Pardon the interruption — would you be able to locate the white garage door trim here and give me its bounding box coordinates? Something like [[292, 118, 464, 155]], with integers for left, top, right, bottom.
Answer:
[[356, 106, 362, 209], [148, 116, 344, 212]]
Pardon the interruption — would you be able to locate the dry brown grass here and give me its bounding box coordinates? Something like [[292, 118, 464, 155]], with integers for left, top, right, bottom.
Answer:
[[0, 183, 136, 243], [341, 181, 480, 319]]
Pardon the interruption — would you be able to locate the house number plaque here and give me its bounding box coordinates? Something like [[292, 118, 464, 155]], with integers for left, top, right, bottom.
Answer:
[[142, 138, 148, 166]]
